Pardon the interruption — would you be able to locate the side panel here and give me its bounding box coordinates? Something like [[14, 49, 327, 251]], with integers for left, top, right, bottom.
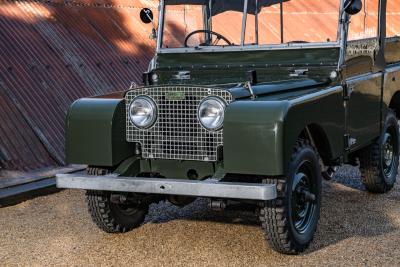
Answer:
[[66, 98, 134, 166], [383, 36, 400, 111], [346, 73, 382, 150], [385, 37, 400, 65], [224, 101, 289, 176], [383, 65, 400, 112]]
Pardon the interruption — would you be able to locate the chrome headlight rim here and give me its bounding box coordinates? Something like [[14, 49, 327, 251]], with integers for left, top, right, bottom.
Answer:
[[128, 95, 158, 129], [197, 96, 227, 132]]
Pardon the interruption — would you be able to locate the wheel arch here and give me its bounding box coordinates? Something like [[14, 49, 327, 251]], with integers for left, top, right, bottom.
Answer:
[[285, 123, 334, 167], [301, 124, 334, 166]]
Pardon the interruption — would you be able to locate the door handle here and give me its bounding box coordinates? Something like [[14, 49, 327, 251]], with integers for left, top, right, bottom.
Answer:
[[344, 85, 354, 100]]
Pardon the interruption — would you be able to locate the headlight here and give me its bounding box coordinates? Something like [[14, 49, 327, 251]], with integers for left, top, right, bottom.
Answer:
[[129, 96, 157, 129], [198, 97, 226, 131]]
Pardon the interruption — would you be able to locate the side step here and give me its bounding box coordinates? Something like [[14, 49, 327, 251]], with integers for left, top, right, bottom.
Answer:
[[56, 174, 277, 201]]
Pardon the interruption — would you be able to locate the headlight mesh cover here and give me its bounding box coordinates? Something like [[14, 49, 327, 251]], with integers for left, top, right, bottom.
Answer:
[[126, 86, 233, 162]]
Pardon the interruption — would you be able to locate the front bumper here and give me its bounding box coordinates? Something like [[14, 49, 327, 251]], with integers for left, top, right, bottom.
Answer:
[[56, 174, 277, 201]]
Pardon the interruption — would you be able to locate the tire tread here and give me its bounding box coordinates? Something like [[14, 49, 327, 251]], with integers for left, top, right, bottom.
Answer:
[[259, 141, 318, 254], [359, 110, 398, 193]]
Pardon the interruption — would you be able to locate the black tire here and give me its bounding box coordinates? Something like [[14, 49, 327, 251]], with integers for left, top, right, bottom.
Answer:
[[359, 111, 399, 193], [86, 191, 148, 233], [85, 167, 148, 233], [259, 141, 322, 254]]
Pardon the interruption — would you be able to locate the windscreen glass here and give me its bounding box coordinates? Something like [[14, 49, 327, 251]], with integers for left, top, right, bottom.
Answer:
[[161, 0, 341, 48]]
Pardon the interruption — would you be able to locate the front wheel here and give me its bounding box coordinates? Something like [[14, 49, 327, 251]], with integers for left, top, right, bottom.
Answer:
[[86, 191, 148, 233], [359, 111, 399, 193], [85, 167, 149, 233], [259, 141, 322, 254]]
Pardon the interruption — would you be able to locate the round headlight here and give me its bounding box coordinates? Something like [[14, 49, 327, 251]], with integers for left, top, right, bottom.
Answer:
[[198, 97, 226, 131], [129, 96, 157, 129]]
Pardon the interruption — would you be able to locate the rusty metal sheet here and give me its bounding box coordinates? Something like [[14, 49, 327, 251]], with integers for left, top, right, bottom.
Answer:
[[0, 0, 158, 171]]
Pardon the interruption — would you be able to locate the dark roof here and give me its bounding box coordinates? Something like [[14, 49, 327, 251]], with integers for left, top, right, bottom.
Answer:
[[165, 0, 285, 15], [0, 0, 157, 171]]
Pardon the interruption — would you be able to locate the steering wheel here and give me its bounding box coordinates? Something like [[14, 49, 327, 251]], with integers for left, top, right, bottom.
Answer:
[[184, 30, 233, 47]]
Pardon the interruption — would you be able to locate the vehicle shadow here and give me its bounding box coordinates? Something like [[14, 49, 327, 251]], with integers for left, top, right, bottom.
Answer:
[[144, 170, 399, 254], [308, 179, 399, 253], [332, 164, 366, 190]]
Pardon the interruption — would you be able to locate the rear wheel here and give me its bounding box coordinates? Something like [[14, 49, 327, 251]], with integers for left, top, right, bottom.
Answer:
[[359, 111, 399, 193], [259, 141, 321, 254]]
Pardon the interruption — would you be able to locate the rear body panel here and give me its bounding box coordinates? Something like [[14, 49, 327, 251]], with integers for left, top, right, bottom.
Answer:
[[383, 37, 400, 116]]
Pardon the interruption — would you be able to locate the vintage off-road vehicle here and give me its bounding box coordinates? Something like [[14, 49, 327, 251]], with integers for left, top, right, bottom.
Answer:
[[57, 0, 400, 254]]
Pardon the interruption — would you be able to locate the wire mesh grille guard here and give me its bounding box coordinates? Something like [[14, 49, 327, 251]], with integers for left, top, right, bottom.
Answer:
[[126, 86, 233, 161]]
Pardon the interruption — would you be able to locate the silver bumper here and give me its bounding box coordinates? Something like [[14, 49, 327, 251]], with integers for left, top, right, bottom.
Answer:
[[56, 174, 277, 201]]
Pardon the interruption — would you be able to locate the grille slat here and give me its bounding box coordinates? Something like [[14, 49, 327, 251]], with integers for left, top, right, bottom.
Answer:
[[126, 86, 233, 162]]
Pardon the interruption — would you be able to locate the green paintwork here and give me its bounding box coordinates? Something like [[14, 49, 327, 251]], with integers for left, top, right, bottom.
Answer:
[[283, 87, 344, 169], [66, 98, 134, 166], [346, 74, 382, 150], [156, 48, 339, 68], [113, 156, 141, 176], [140, 159, 217, 179], [385, 37, 400, 65], [383, 37, 400, 118], [224, 85, 344, 175], [224, 100, 287, 175], [154, 48, 339, 86], [111, 156, 217, 180], [65, 1, 400, 182]]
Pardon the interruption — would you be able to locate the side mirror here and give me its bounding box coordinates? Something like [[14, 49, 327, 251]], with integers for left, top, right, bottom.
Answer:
[[140, 8, 154, 24], [344, 0, 363, 15]]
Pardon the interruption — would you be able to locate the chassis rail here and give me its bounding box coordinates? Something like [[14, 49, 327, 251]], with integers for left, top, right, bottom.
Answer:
[[56, 174, 277, 201]]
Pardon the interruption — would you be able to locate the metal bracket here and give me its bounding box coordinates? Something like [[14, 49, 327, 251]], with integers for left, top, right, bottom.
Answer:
[[244, 81, 256, 99], [342, 82, 354, 100], [344, 134, 357, 151], [289, 68, 309, 77]]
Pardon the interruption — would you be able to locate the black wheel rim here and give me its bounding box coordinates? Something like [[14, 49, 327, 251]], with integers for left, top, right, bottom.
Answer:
[[291, 160, 317, 234], [382, 132, 397, 178], [111, 203, 140, 216]]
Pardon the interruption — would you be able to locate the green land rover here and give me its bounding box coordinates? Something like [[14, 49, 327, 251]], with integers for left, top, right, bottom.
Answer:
[[57, 0, 400, 254]]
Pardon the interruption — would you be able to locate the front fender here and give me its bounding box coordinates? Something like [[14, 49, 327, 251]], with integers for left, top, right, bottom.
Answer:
[[66, 98, 134, 167], [283, 86, 344, 171], [223, 100, 290, 176], [224, 87, 344, 177]]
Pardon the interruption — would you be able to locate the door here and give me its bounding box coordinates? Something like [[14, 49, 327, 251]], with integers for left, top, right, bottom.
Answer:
[[346, 71, 382, 149], [344, 0, 382, 151]]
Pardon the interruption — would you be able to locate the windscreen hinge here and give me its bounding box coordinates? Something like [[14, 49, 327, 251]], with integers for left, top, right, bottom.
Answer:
[[289, 68, 309, 77]]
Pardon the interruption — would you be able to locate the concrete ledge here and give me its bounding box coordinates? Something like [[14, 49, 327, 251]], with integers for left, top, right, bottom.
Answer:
[[0, 165, 86, 207]]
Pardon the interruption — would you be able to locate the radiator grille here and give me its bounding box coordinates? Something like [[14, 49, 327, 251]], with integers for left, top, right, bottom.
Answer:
[[126, 86, 233, 161]]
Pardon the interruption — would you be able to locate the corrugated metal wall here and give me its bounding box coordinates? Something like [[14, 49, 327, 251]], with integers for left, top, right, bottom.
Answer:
[[0, 0, 158, 171]]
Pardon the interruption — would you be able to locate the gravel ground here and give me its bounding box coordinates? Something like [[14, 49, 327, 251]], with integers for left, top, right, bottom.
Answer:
[[1, 166, 400, 267]]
